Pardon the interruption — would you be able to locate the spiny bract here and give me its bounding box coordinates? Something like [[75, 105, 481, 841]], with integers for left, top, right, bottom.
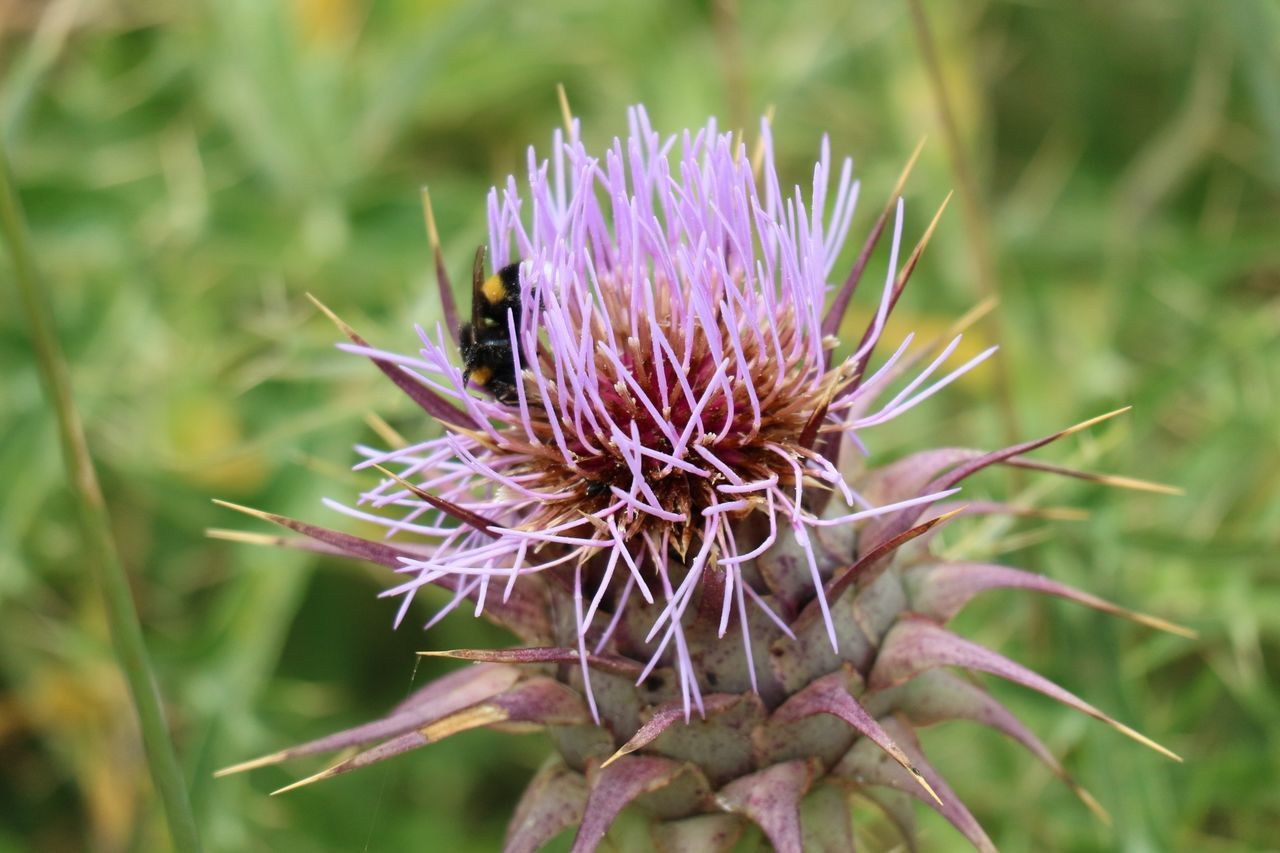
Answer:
[[218, 107, 1188, 852]]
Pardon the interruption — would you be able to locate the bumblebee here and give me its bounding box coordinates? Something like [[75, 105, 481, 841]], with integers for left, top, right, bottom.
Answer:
[[460, 247, 524, 404]]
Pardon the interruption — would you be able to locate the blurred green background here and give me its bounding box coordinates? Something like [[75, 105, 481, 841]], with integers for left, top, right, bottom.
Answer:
[[2, 0, 1277, 850]]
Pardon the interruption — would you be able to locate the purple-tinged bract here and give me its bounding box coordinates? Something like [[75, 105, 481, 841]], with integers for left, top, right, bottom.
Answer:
[[219, 107, 1187, 852]]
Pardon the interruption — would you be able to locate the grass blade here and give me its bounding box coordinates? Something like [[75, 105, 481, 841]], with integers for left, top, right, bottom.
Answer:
[[0, 142, 203, 851]]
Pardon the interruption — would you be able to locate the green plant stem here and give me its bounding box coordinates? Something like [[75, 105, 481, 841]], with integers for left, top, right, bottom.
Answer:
[[0, 144, 202, 851]]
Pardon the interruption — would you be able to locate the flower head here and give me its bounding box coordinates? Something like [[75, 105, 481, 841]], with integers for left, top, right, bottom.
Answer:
[[340, 107, 990, 719], [220, 107, 1186, 852]]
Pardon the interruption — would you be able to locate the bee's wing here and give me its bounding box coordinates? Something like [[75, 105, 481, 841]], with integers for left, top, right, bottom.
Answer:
[[471, 245, 487, 329]]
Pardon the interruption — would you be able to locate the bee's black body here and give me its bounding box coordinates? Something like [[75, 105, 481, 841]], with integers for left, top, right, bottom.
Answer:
[[460, 248, 524, 404]]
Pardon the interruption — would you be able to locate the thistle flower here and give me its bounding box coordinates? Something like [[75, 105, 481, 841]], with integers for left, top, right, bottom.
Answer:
[[217, 107, 1189, 852]]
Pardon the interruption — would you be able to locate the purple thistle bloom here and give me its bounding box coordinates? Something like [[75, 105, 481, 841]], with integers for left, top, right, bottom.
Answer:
[[219, 106, 1187, 852], [337, 107, 990, 722]]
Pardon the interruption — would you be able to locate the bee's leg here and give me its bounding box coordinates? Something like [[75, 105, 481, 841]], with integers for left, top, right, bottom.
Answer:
[[459, 324, 476, 385]]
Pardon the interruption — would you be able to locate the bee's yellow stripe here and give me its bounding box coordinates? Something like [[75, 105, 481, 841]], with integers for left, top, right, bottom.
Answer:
[[481, 274, 506, 305]]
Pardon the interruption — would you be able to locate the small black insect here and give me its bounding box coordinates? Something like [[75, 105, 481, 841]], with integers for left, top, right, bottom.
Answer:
[[460, 247, 523, 404], [583, 479, 610, 498]]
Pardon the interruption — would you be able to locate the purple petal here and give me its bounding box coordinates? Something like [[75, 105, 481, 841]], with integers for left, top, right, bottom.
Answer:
[[398, 666, 518, 717], [906, 561, 1195, 637], [373, 469, 500, 539], [485, 675, 592, 726], [571, 755, 691, 853], [886, 669, 1111, 823], [504, 758, 589, 853], [906, 500, 1086, 553], [863, 410, 1131, 553], [891, 668, 1061, 770], [216, 665, 521, 777], [214, 500, 414, 569], [870, 616, 1181, 761], [794, 509, 960, 633], [770, 669, 940, 804], [714, 759, 821, 853], [820, 143, 921, 340], [834, 194, 951, 402], [854, 449, 974, 547], [214, 502, 551, 642], [307, 294, 473, 427], [420, 189, 461, 346], [835, 716, 994, 853], [422, 647, 644, 677], [603, 694, 743, 768], [1001, 456, 1182, 495], [268, 676, 588, 793]]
